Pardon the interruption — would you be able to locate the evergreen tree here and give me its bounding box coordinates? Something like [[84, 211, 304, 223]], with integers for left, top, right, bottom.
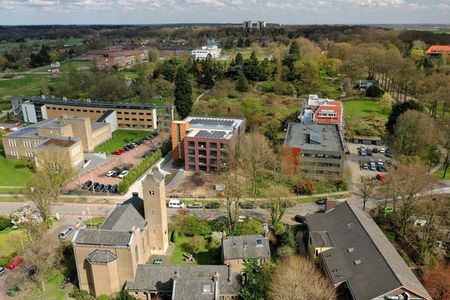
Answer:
[[288, 40, 301, 59], [227, 52, 244, 79], [174, 66, 193, 119], [243, 51, 260, 81], [283, 40, 301, 80], [235, 52, 244, 65], [235, 72, 249, 92], [197, 58, 215, 89]]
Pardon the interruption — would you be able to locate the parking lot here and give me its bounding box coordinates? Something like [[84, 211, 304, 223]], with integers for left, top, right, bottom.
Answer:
[[66, 134, 161, 194], [346, 142, 395, 188]]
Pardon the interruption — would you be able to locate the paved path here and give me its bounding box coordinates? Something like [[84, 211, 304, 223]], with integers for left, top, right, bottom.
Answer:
[[429, 145, 448, 174]]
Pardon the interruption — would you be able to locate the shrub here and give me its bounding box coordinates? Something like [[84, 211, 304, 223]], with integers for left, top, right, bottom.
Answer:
[[172, 215, 211, 236], [97, 295, 111, 300], [365, 85, 384, 97], [115, 290, 137, 300], [171, 230, 179, 243], [184, 235, 207, 254], [292, 180, 314, 195], [118, 149, 162, 194], [276, 245, 295, 259], [231, 219, 264, 236], [0, 216, 11, 231], [271, 221, 286, 235], [69, 289, 94, 300]]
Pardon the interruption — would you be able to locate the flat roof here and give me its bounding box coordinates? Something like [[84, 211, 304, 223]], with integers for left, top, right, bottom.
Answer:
[[42, 138, 77, 147], [15, 96, 173, 110], [284, 123, 344, 153], [184, 116, 244, 140]]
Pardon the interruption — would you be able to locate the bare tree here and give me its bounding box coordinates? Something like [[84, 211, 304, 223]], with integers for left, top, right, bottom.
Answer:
[[268, 255, 335, 300], [355, 176, 378, 211], [238, 132, 275, 199], [385, 164, 436, 237], [223, 173, 244, 231], [266, 184, 292, 225], [25, 149, 75, 220]]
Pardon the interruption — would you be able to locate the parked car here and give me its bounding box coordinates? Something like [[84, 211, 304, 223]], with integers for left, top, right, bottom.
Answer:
[[82, 180, 93, 190], [106, 170, 116, 177], [372, 147, 379, 153], [118, 170, 129, 179], [316, 198, 327, 205], [366, 148, 372, 156], [24, 265, 37, 278], [111, 170, 119, 178], [95, 184, 105, 192], [379, 147, 385, 154], [362, 162, 369, 170], [59, 226, 74, 240], [187, 203, 203, 209], [205, 202, 220, 209], [124, 146, 131, 151], [89, 182, 99, 191], [237, 215, 247, 222], [294, 215, 306, 224], [385, 148, 393, 158], [6, 257, 23, 270], [153, 258, 163, 265], [102, 184, 112, 193], [0, 266, 5, 277], [168, 198, 185, 208], [376, 173, 387, 182], [110, 184, 118, 194], [240, 203, 256, 209], [112, 149, 124, 155]]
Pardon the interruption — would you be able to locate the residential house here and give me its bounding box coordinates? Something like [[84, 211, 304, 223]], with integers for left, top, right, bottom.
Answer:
[[425, 45, 450, 56], [305, 201, 432, 300]]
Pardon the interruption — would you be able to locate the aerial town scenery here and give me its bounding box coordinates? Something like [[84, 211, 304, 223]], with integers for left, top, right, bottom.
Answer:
[[0, 2, 449, 300]]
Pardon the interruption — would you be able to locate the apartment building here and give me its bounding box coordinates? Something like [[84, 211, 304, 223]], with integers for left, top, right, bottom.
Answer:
[[2, 116, 111, 167], [283, 123, 345, 180], [12, 96, 174, 131], [191, 40, 221, 60], [171, 116, 245, 173], [243, 20, 266, 30], [84, 46, 147, 68]]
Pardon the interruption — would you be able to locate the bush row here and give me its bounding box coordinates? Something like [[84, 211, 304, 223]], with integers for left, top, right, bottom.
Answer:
[[118, 149, 162, 194]]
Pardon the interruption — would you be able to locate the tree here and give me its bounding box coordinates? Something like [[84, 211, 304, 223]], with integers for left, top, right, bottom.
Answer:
[[355, 176, 378, 211], [231, 219, 265, 236], [174, 66, 193, 119], [386, 100, 424, 134], [115, 290, 137, 300], [243, 51, 260, 81], [365, 85, 384, 97], [378, 92, 394, 114], [391, 110, 437, 158], [238, 132, 275, 199], [223, 174, 244, 231], [235, 72, 249, 92], [185, 235, 206, 254], [25, 149, 74, 220], [172, 214, 211, 236], [268, 255, 335, 300], [240, 258, 273, 300], [266, 185, 292, 225], [48, 50, 61, 63]]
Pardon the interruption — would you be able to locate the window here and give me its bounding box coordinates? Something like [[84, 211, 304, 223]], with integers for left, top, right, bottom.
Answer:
[[256, 238, 263, 247], [202, 285, 212, 294]]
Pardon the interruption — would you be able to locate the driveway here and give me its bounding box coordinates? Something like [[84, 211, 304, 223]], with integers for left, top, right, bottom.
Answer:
[[67, 136, 161, 192]]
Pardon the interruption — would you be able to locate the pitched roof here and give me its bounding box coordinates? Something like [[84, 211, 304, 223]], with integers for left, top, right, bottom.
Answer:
[[100, 203, 147, 231], [87, 250, 117, 264], [125, 265, 240, 300], [426, 45, 450, 54], [313, 100, 343, 125], [73, 228, 132, 247], [222, 234, 270, 260], [306, 202, 432, 300]]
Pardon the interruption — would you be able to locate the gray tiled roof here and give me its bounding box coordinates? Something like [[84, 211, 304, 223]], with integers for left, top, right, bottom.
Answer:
[[306, 202, 432, 300], [87, 249, 117, 264], [101, 203, 147, 231], [222, 234, 270, 260], [73, 228, 131, 247], [125, 265, 240, 300]]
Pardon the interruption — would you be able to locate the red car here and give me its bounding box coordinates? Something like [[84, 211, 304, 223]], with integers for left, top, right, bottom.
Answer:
[[112, 149, 125, 155], [6, 257, 23, 269]]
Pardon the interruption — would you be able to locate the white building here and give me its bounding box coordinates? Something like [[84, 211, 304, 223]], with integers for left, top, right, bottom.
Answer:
[[191, 43, 221, 60]]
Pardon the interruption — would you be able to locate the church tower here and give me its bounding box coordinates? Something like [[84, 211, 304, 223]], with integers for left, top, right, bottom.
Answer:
[[142, 166, 169, 254]]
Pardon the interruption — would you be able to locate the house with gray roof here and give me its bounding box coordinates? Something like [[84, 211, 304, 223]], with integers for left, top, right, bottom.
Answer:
[[305, 201, 432, 300], [221, 234, 271, 274]]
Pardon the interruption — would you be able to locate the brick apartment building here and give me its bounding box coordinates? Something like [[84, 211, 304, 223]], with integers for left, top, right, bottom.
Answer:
[[171, 116, 245, 173], [283, 123, 345, 180], [2, 116, 112, 168], [12, 96, 174, 131], [84, 46, 148, 68]]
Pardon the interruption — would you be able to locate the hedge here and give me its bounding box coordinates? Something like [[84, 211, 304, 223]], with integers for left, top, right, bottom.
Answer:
[[118, 149, 162, 194]]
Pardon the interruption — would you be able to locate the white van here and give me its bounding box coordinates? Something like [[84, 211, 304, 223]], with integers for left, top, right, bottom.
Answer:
[[168, 198, 185, 208]]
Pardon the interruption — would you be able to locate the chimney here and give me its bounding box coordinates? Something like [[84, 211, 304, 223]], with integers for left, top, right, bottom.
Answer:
[[227, 263, 232, 282], [325, 200, 337, 212]]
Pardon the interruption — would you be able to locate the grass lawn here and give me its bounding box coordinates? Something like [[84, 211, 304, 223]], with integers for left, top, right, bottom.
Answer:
[[343, 99, 388, 120], [434, 166, 450, 180], [22, 270, 69, 300], [0, 186, 24, 194], [0, 75, 57, 104], [0, 228, 28, 257], [85, 217, 105, 228], [0, 152, 33, 186], [170, 235, 220, 265], [94, 129, 152, 154]]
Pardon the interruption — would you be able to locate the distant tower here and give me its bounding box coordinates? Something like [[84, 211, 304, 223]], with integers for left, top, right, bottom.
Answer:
[[142, 166, 169, 254]]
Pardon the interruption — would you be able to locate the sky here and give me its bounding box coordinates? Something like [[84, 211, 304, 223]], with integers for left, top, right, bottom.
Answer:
[[0, 0, 449, 25]]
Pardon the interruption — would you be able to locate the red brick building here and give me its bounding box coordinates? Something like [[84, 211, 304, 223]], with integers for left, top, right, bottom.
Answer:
[[171, 116, 245, 173]]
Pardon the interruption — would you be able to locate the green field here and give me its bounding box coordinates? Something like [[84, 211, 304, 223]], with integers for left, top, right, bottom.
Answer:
[[0, 228, 28, 256], [0, 38, 84, 51], [343, 99, 388, 120], [0, 153, 33, 186], [169, 235, 220, 265], [22, 270, 69, 300], [94, 129, 151, 154]]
